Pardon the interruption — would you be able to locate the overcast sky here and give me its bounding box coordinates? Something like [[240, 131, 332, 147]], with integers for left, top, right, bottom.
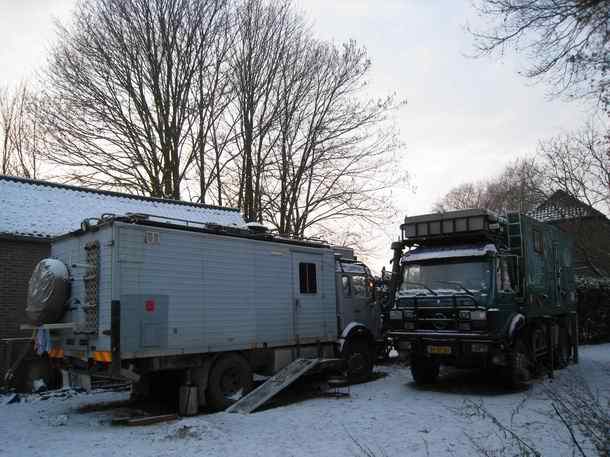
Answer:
[[0, 0, 594, 271]]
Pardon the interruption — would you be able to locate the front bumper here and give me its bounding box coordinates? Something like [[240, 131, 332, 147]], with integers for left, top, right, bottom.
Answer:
[[388, 330, 497, 342], [388, 330, 507, 367]]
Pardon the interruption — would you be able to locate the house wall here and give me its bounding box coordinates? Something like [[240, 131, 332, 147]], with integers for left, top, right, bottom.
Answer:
[[0, 237, 50, 376], [554, 218, 610, 278]]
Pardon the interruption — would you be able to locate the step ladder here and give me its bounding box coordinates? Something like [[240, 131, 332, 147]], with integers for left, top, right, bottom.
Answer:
[[226, 358, 321, 414]]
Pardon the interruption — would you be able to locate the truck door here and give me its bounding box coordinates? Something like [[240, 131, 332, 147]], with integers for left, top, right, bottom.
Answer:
[[292, 252, 325, 342], [350, 274, 373, 329]]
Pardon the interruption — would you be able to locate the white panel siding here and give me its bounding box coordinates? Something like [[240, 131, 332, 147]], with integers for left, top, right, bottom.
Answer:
[[52, 221, 339, 359]]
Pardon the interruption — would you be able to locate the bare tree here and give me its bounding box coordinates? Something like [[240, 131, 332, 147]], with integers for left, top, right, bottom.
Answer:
[[434, 182, 488, 212], [41, 0, 228, 198], [434, 158, 547, 214], [221, 0, 405, 232], [39, 0, 406, 243], [188, 5, 237, 206], [0, 83, 42, 179], [471, 0, 610, 107], [226, 0, 304, 221], [261, 36, 405, 236], [538, 122, 610, 213]]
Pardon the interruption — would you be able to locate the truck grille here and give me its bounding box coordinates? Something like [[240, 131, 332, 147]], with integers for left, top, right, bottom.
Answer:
[[397, 295, 481, 332]]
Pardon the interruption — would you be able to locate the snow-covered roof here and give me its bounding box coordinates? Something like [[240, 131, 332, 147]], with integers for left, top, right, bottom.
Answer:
[[401, 243, 497, 263], [0, 175, 245, 239], [528, 190, 606, 222]]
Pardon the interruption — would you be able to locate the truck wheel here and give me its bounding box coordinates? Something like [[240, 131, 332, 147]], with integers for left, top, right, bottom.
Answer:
[[410, 357, 440, 385], [343, 338, 374, 383], [206, 354, 253, 411], [509, 339, 531, 388]]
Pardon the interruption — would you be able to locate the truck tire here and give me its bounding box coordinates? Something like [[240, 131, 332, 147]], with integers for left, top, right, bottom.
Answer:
[[509, 338, 531, 388], [410, 357, 440, 385], [343, 337, 374, 383], [206, 353, 253, 411]]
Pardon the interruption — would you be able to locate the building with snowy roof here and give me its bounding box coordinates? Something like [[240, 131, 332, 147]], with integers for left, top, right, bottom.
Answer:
[[529, 190, 610, 279], [0, 175, 244, 383]]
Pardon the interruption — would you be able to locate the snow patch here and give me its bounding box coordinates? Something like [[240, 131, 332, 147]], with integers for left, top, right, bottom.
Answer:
[[0, 177, 245, 238], [402, 243, 497, 263]]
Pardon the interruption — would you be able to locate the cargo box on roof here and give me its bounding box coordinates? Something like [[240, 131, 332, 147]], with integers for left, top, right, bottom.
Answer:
[[401, 209, 504, 243]]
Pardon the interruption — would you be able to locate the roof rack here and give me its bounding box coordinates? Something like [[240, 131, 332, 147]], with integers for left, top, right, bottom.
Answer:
[[401, 209, 507, 247], [108, 212, 330, 248]]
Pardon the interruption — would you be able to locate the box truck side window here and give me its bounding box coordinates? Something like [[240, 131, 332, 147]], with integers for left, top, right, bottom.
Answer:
[[342, 275, 351, 297], [299, 262, 318, 294]]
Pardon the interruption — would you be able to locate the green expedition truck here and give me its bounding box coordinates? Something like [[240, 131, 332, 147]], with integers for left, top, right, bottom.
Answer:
[[386, 209, 578, 386]]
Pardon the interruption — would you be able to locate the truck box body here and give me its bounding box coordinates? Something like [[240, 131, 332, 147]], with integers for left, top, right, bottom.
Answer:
[[50, 219, 337, 363]]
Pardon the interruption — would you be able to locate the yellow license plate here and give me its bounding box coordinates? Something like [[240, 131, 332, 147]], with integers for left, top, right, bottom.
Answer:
[[428, 345, 451, 355]]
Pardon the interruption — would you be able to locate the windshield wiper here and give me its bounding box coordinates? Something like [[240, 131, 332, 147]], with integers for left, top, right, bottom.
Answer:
[[430, 280, 473, 296], [401, 281, 438, 296]]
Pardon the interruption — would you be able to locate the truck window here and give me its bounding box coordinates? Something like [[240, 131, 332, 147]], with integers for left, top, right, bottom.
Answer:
[[299, 262, 317, 294], [342, 275, 351, 297], [352, 275, 369, 297], [401, 261, 491, 295]]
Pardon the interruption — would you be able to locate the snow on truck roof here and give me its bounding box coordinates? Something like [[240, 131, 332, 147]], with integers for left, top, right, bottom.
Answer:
[[0, 175, 245, 240], [402, 243, 497, 263]]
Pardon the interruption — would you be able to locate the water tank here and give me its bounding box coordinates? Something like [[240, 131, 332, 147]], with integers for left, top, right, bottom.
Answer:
[[25, 258, 70, 325]]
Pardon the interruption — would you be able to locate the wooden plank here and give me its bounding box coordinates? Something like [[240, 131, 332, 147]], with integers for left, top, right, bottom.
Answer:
[[126, 414, 178, 426]]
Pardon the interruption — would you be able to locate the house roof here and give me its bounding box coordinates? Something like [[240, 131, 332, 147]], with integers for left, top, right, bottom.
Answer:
[[0, 175, 244, 239], [528, 190, 607, 223]]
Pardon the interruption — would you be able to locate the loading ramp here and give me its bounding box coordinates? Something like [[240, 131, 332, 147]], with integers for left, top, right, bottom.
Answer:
[[226, 358, 344, 414]]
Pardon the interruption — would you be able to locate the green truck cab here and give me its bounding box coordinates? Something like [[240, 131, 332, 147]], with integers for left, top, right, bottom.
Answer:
[[386, 209, 578, 386]]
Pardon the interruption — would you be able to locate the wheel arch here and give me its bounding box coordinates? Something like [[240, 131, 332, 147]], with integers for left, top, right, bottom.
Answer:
[[506, 313, 526, 341], [337, 321, 375, 353]]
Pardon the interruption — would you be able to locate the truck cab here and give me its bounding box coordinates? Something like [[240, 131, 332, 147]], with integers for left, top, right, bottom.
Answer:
[[386, 209, 577, 386]]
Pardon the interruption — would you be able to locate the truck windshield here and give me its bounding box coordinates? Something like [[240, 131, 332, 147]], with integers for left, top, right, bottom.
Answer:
[[400, 260, 491, 296]]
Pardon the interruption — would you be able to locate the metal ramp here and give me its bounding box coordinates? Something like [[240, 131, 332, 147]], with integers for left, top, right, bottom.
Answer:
[[226, 358, 320, 414]]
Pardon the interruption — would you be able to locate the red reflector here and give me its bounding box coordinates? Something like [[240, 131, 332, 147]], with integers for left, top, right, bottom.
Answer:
[[145, 299, 155, 312]]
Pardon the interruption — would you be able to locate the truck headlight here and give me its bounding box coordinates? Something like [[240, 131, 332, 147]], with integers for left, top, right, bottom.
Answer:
[[405, 322, 415, 330], [404, 310, 416, 320], [470, 311, 487, 320]]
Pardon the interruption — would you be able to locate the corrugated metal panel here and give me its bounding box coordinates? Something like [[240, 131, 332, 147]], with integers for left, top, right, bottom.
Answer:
[[111, 222, 338, 357], [118, 225, 206, 350]]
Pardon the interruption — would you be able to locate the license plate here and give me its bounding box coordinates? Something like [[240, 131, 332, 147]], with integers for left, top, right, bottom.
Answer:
[[427, 345, 451, 355]]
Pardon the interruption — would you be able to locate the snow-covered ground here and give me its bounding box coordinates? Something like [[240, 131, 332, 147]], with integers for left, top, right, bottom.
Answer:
[[1, 344, 608, 457]]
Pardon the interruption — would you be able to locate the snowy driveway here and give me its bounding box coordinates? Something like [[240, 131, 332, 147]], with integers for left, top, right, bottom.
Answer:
[[1, 344, 608, 457]]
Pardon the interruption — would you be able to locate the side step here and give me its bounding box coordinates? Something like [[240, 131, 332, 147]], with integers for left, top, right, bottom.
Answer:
[[226, 358, 321, 414]]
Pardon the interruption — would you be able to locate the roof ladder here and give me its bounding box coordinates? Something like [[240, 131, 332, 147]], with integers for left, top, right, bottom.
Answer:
[[506, 212, 523, 257]]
